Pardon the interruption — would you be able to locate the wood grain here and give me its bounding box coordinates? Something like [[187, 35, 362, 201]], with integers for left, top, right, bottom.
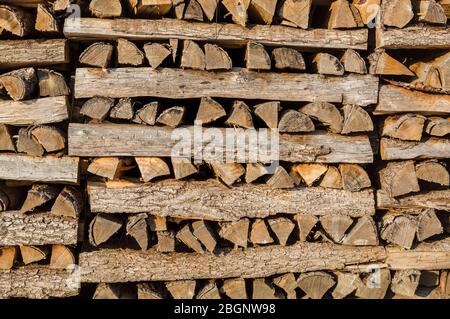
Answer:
[[380, 137, 450, 160], [376, 26, 450, 49]]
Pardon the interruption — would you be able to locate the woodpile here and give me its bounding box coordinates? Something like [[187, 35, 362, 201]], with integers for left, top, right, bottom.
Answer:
[[0, 0, 449, 299]]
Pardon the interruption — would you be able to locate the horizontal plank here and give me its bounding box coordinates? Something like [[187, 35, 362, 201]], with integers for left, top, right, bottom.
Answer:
[[0, 96, 69, 125], [0, 211, 78, 246], [74, 68, 379, 106], [87, 179, 375, 219], [0, 154, 79, 184], [64, 18, 368, 50], [68, 124, 374, 163], [0, 266, 79, 299], [375, 85, 450, 115], [376, 26, 450, 49], [79, 243, 386, 282], [387, 238, 450, 270], [376, 189, 450, 212], [0, 39, 69, 69], [380, 137, 450, 160]]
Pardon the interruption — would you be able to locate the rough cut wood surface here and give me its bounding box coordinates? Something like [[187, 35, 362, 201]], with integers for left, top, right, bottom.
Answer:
[[380, 137, 450, 160], [79, 243, 386, 282], [0, 211, 78, 246], [377, 189, 450, 212], [87, 180, 375, 219], [69, 124, 373, 163], [64, 18, 368, 50], [0, 96, 69, 125], [0, 266, 79, 298], [74, 68, 379, 105], [0, 154, 79, 184], [376, 26, 450, 49], [0, 39, 68, 68]]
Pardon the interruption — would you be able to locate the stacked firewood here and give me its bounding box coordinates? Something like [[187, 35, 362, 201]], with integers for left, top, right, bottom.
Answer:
[[0, 0, 448, 299]]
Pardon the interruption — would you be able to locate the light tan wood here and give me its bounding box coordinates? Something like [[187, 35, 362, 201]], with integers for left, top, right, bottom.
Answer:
[[181, 40, 205, 70], [90, 0, 122, 18], [117, 38, 144, 66], [253, 278, 278, 299], [31, 126, 66, 153], [379, 161, 419, 198], [89, 214, 123, 246], [341, 104, 373, 134], [184, 0, 204, 21], [355, 268, 390, 299], [176, 224, 204, 253], [381, 214, 418, 249], [220, 218, 250, 248], [133, 102, 159, 125], [204, 43, 232, 70], [294, 214, 318, 242], [328, 0, 362, 29], [426, 117, 450, 136], [211, 162, 245, 185], [50, 245, 74, 269], [35, 4, 59, 33], [377, 189, 450, 211], [17, 127, 44, 157], [127, 0, 173, 17], [80, 42, 113, 68], [369, 50, 414, 76], [253, 101, 279, 129], [110, 98, 135, 120], [192, 220, 217, 252], [268, 217, 294, 245], [250, 219, 274, 245], [144, 42, 171, 69], [432, 51, 450, 89], [148, 215, 168, 232], [80, 96, 114, 121], [300, 102, 343, 133], [0, 5, 33, 36], [382, 0, 414, 28], [339, 164, 371, 192], [157, 230, 176, 252], [19, 246, 47, 265], [197, 0, 218, 21], [416, 160, 449, 186], [126, 213, 149, 250], [410, 61, 442, 89], [278, 110, 315, 133], [266, 166, 295, 189], [88, 157, 124, 180], [37, 69, 69, 97], [0, 247, 16, 270], [332, 272, 361, 299], [20, 184, 59, 213], [417, 209, 443, 241], [222, 0, 250, 26], [137, 283, 165, 299], [440, 0, 450, 17], [312, 53, 345, 76], [0, 67, 37, 101], [273, 273, 297, 299], [271, 47, 305, 71], [196, 97, 226, 124], [246, 41, 271, 70], [51, 186, 83, 219], [0, 124, 15, 151], [340, 48, 367, 74], [225, 101, 254, 128], [174, 1, 186, 19], [380, 137, 450, 160], [245, 163, 269, 183], [352, 0, 380, 24], [221, 278, 247, 299], [157, 106, 185, 127], [93, 283, 134, 299], [320, 215, 353, 243], [391, 269, 420, 297], [172, 157, 198, 180], [342, 216, 378, 246], [376, 25, 450, 49], [295, 164, 328, 186], [197, 280, 221, 299], [416, 0, 447, 24], [278, 0, 311, 29], [297, 272, 336, 299], [136, 157, 170, 182], [382, 114, 426, 141], [319, 166, 342, 189]]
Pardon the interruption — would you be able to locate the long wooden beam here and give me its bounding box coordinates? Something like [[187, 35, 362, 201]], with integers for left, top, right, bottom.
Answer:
[[0, 39, 69, 69], [74, 68, 379, 105], [0, 155, 79, 184], [375, 85, 450, 115], [376, 26, 450, 49], [68, 124, 374, 163], [376, 190, 450, 212], [64, 18, 368, 50], [87, 180, 375, 219], [0, 266, 79, 298], [380, 138, 450, 160], [0, 211, 78, 246], [0, 96, 69, 125], [79, 244, 386, 282]]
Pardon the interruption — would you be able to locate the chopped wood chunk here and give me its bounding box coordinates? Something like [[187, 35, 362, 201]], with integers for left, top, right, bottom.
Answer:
[[295, 164, 328, 187], [110, 97, 135, 120], [181, 40, 205, 70], [253, 101, 280, 129], [248, 0, 277, 24], [352, 0, 380, 24], [197, 0, 218, 21], [211, 162, 245, 185], [382, 0, 414, 28], [19, 245, 48, 265], [294, 214, 318, 242], [278, 109, 315, 133], [221, 278, 247, 299], [379, 161, 420, 198], [21, 184, 59, 213], [416, 160, 449, 186], [300, 102, 343, 133], [126, 213, 149, 250], [127, 0, 173, 17], [328, 0, 362, 29], [136, 157, 170, 182], [204, 43, 232, 70], [176, 224, 204, 253], [133, 102, 159, 125], [266, 166, 295, 189], [416, 0, 447, 24], [148, 215, 168, 232], [391, 270, 420, 297], [79, 42, 113, 68], [273, 273, 297, 299], [246, 41, 271, 71], [297, 272, 336, 299], [197, 280, 221, 299], [320, 166, 343, 189], [272, 47, 305, 71], [320, 215, 353, 243], [17, 127, 44, 156], [332, 272, 361, 299], [166, 280, 196, 299], [0, 124, 15, 152], [253, 278, 278, 299], [88, 157, 124, 180], [219, 218, 249, 248], [381, 214, 418, 249], [31, 126, 66, 153], [37, 69, 69, 97], [268, 217, 295, 245], [382, 114, 426, 141], [355, 269, 390, 299], [192, 220, 217, 252], [341, 104, 373, 134], [245, 163, 269, 183], [184, 0, 204, 21], [93, 283, 134, 299], [342, 216, 378, 246], [417, 209, 443, 241], [340, 49, 367, 74], [0, 67, 37, 101], [90, 0, 122, 18], [250, 218, 274, 245], [156, 106, 185, 127], [51, 186, 83, 219], [0, 247, 16, 270], [369, 50, 414, 76], [0, 5, 33, 37], [339, 164, 371, 192], [222, 0, 250, 26], [425, 117, 450, 136], [196, 96, 226, 124], [172, 157, 198, 180], [312, 53, 344, 76], [144, 42, 171, 69], [225, 101, 254, 129], [80, 96, 114, 121], [117, 39, 144, 66], [137, 283, 165, 299], [157, 230, 176, 252], [89, 214, 123, 246], [278, 0, 311, 29], [50, 244, 75, 269], [35, 4, 59, 33]]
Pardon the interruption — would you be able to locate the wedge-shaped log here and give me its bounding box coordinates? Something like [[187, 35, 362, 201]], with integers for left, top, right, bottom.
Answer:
[[0, 96, 69, 125], [87, 179, 375, 219], [0, 154, 79, 184], [69, 124, 373, 163], [79, 243, 386, 282], [64, 18, 368, 50], [0, 211, 78, 246], [380, 137, 450, 160], [377, 189, 450, 212], [376, 26, 450, 49]]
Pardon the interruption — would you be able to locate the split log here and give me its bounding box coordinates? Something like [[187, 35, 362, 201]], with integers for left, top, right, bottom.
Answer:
[[192, 220, 217, 252], [377, 189, 450, 211], [319, 215, 353, 243], [89, 0, 122, 18], [144, 42, 171, 69], [0, 67, 37, 101], [0, 266, 79, 298], [87, 179, 376, 219], [340, 49, 367, 74], [341, 216, 378, 246], [0, 124, 15, 151], [381, 0, 414, 28], [341, 104, 373, 134], [79, 42, 113, 68], [416, 160, 449, 186], [87, 157, 125, 180], [381, 214, 418, 249], [391, 270, 420, 297], [219, 218, 249, 248], [328, 0, 363, 29], [271, 47, 305, 71], [300, 102, 343, 133], [426, 117, 450, 136], [417, 209, 443, 241], [196, 97, 226, 124], [51, 186, 83, 219], [88, 214, 123, 246], [0, 211, 78, 246], [246, 42, 271, 70], [50, 245, 75, 269], [133, 102, 158, 125], [278, 0, 311, 29], [375, 85, 450, 115], [18, 246, 47, 266], [245, 163, 268, 183], [248, 0, 277, 24], [197, 0, 218, 21], [382, 114, 426, 141], [415, 0, 447, 24], [379, 161, 419, 198], [204, 43, 232, 70], [197, 280, 221, 299], [126, 213, 149, 250], [74, 68, 379, 105], [35, 4, 59, 33], [157, 230, 176, 252], [410, 62, 442, 89], [225, 101, 253, 128], [93, 283, 134, 299], [266, 166, 295, 189], [0, 247, 16, 270], [368, 50, 414, 76], [31, 126, 66, 153], [295, 163, 328, 186], [352, 0, 380, 24], [312, 53, 345, 76], [172, 157, 198, 179], [53, 0, 72, 11], [253, 278, 277, 299], [80, 96, 114, 121], [156, 106, 185, 127], [221, 278, 247, 299], [137, 283, 165, 299], [268, 217, 294, 245], [297, 272, 336, 299], [294, 214, 318, 241], [253, 101, 279, 129], [117, 39, 144, 66], [222, 0, 250, 26], [181, 40, 205, 70], [250, 218, 274, 245], [0, 96, 69, 125], [355, 268, 390, 299], [319, 166, 343, 189], [17, 127, 44, 157], [431, 50, 450, 89], [148, 215, 168, 231], [0, 154, 79, 184], [20, 184, 59, 213], [174, 2, 186, 19], [176, 224, 204, 253], [331, 272, 361, 299], [37, 69, 69, 97], [380, 137, 450, 160], [127, 0, 173, 17], [278, 110, 315, 133], [211, 163, 245, 185], [184, 0, 204, 21], [110, 98, 135, 120], [339, 164, 371, 192], [136, 157, 170, 182], [376, 26, 450, 49], [441, 0, 450, 17], [79, 243, 387, 282], [0, 5, 33, 36], [273, 273, 297, 299]]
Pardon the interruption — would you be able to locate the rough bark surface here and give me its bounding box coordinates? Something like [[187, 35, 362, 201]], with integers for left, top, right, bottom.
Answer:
[[376, 189, 450, 211], [376, 26, 450, 49]]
